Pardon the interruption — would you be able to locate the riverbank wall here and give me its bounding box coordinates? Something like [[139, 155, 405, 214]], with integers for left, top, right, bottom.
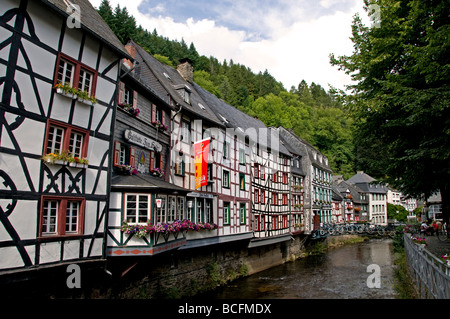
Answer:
[[3, 233, 310, 299], [2, 233, 373, 299]]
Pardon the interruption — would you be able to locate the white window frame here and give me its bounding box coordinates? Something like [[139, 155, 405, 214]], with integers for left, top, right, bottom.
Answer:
[[125, 194, 151, 224]]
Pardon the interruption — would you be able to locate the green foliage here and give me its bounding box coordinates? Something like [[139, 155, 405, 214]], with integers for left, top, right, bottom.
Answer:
[[330, 0, 449, 226], [387, 203, 410, 222]]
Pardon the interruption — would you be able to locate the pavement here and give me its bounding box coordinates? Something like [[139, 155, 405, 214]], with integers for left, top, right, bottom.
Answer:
[[418, 234, 450, 260]]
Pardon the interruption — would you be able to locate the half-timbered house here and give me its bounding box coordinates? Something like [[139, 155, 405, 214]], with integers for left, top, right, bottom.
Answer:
[[117, 40, 254, 250], [0, 0, 130, 276], [193, 84, 292, 246], [106, 43, 190, 258], [276, 127, 308, 233]]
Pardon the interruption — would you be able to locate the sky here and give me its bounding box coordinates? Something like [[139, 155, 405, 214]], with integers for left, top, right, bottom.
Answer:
[[89, 0, 373, 92]]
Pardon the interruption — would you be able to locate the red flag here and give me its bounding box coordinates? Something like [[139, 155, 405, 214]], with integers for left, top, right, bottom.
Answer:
[[194, 138, 210, 189]]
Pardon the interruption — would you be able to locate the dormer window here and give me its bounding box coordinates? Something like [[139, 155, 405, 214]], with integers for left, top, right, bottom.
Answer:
[[175, 84, 191, 104]]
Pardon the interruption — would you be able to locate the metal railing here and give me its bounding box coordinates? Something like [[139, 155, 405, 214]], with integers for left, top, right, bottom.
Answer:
[[404, 234, 450, 299]]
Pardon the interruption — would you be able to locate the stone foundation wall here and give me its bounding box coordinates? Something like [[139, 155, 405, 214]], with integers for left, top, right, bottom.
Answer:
[[1, 234, 309, 299]]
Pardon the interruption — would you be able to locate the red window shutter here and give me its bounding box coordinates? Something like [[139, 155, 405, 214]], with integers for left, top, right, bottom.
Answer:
[[150, 151, 155, 170], [129, 147, 136, 167], [113, 141, 121, 166], [118, 81, 125, 105], [151, 104, 156, 123], [133, 91, 138, 108]]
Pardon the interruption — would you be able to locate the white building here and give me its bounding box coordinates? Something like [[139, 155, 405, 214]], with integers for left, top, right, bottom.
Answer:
[[347, 172, 388, 225], [0, 0, 130, 273]]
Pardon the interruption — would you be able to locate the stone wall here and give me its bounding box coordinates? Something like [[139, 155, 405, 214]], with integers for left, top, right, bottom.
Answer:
[[1, 234, 308, 299]]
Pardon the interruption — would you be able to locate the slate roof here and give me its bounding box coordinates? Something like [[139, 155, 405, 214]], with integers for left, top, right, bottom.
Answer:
[[277, 127, 331, 173], [111, 174, 189, 192], [193, 83, 291, 155], [276, 127, 308, 175], [333, 180, 368, 204], [127, 41, 223, 127], [41, 0, 131, 59], [347, 171, 386, 194]]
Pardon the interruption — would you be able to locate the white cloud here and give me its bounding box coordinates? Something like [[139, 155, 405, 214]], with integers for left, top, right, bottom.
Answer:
[[89, 0, 369, 91]]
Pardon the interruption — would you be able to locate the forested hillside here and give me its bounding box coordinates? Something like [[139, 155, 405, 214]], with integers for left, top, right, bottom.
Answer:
[[97, 0, 356, 178]]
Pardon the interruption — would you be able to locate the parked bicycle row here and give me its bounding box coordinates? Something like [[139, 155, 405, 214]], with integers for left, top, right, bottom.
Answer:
[[311, 222, 399, 239]]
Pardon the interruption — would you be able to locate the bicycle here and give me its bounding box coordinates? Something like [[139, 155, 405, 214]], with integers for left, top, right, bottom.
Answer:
[[437, 222, 448, 242]]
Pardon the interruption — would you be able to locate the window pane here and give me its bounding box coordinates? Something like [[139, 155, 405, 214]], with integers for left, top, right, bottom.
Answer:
[[78, 69, 93, 94], [47, 126, 64, 154], [69, 131, 83, 158], [66, 201, 79, 233], [43, 200, 58, 234], [138, 195, 149, 223], [57, 59, 74, 86], [126, 195, 137, 223]]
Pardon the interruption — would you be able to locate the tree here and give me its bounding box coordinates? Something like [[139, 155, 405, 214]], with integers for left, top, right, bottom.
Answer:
[[330, 0, 450, 235], [387, 203, 409, 223]]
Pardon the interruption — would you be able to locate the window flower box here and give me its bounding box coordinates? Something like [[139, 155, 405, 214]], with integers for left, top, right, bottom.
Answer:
[[150, 168, 164, 178], [117, 164, 138, 175], [54, 83, 97, 105], [54, 83, 77, 99], [75, 89, 97, 106], [42, 152, 88, 167], [121, 219, 219, 240], [152, 120, 168, 131], [119, 103, 140, 116]]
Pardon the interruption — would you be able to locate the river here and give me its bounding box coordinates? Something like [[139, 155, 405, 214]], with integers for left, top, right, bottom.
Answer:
[[206, 238, 397, 299]]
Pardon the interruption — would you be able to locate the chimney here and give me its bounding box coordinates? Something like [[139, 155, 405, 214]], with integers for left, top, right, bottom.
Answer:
[[177, 58, 194, 82], [124, 43, 136, 70]]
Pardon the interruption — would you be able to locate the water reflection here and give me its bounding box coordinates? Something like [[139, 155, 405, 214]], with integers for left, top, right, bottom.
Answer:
[[207, 239, 396, 299]]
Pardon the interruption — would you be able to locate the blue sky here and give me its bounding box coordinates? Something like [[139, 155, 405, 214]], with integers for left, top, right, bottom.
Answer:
[[90, 0, 372, 91]]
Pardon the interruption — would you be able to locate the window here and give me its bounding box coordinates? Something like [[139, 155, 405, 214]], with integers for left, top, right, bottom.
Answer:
[[175, 153, 185, 176], [125, 194, 151, 224], [39, 196, 85, 237], [168, 196, 177, 223], [207, 163, 213, 182], [44, 120, 89, 159], [150, 151, 162, 171], [272, 192, 279, 205], [282, 215, 288, 229], [260, 190, 265, 204], [239, 148, 245, 164], [223, 170, 230, 188], [113, 141, 135, 167], [151, 104, 166, 126], [260, 166, 265, 180], [283, 172, 289, 185], [57, 58, 75, 87], [196, 199, 203, 223], [156, 196, 166, 224], [254, 189, 259, 203], [55, 54, 97, 96], [177, 197, 185, 221], [223, 141, 230, 159], [272, 171, 279, 183], [240, 203, 246, 224], [254, 164, 259, 178], [239, 173, 246, 190], [78, 68, 94, 94], [180, 119, 191, 144], [272, 215, 279, 230], [282, 194, 288, 205], [118, 82, 138, 110], [223, 202, 231, 225]]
